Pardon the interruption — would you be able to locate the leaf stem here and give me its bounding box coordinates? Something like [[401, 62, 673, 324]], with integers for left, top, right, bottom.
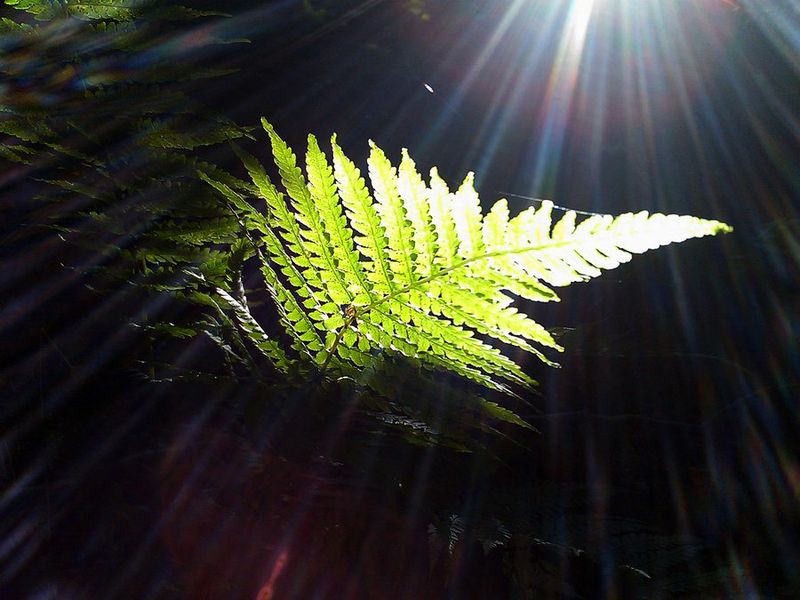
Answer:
[[354, 238, 569, 319], [318, 308, 358, 374]]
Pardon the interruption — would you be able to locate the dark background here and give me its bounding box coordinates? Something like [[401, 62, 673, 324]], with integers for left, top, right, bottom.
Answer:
[[1, 0, 798, 598]]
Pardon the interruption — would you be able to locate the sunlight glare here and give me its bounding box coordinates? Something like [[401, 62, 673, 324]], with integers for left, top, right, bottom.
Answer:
[[568, 0, 597, 44], [529, 0, 597, 191]]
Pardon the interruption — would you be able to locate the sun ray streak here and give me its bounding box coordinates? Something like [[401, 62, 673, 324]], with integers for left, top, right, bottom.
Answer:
[[527, 0, 596, 192]]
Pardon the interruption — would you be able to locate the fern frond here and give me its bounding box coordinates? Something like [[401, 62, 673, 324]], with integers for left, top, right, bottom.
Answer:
[[0, 16, 34, 32], [263, 119, 351, 306], [368, 141, 418, 285], [397, 149, 437, 277], [138, 117, 254, 150], [331, 135, 394, 295], [197, 171, 326, 366], [5, 0, 136, 21], [427, 167, 460, 267], [234, 146, 349, 367], [213, 285, 292, 373], [201, 121, 731, 421], [3, 0, 218, 22], [306, 134, 369, 297]]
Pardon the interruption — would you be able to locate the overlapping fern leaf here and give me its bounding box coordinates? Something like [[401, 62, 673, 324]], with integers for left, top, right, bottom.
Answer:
[[1, 0, 263, 386], [3, 0, 225, 21], [201, 120, 732, 405]]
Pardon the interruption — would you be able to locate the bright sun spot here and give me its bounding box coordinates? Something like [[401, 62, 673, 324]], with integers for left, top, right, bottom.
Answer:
[[527, 0, 598, 188], [569, 0, 597, 36], [565, 0, 596, 52]]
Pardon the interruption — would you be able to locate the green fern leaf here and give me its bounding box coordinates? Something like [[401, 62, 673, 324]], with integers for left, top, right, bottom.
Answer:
[[263, 119, 351, 306], [202, 120, 732, 421], [397, 149, 437, 277], [368, 140, 418, 285], [0, 16, 34, 31], [5, 0, 137, 21], [213, 285, 292, 373], [331, 134, 394, 295]]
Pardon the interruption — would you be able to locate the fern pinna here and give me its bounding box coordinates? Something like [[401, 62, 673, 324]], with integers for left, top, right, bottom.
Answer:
[[201, 119, 731, 411]]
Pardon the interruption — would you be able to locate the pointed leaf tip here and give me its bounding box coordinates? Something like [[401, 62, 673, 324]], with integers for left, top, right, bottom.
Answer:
[[260, 117, 274, 133]]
